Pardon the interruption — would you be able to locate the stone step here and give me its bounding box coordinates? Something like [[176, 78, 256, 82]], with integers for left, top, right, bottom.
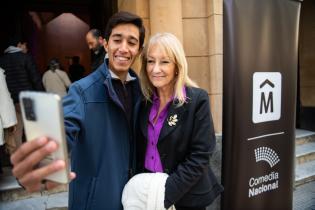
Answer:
[[295, 160, 315, 187], [294, 129, 315, 186], [295, 129, 315, 145], [295, 141, 315, 164]]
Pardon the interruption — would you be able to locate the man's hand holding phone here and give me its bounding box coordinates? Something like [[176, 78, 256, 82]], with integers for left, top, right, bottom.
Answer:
[[12, 91, 76, 192], [11, 137, 76, 192]]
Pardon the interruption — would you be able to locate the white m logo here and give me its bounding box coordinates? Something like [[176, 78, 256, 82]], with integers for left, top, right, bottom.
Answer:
[[252, 72, 281, 123]]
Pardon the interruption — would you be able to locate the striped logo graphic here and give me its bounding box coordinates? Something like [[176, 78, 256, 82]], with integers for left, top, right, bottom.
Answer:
[[254, 147, 280, 168]]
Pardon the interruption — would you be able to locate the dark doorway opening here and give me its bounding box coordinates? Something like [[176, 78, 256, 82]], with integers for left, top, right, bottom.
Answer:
[[0, 0, 117, 75], [297, 0, 315, 131]]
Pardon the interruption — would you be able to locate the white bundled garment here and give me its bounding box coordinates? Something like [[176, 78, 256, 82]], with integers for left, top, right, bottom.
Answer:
[[122, 173, 176, 210]]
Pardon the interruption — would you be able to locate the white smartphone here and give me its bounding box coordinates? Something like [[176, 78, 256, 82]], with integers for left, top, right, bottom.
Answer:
[[19, 91, 70, 184]]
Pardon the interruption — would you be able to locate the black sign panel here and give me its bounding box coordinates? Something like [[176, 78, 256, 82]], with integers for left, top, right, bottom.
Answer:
[[222, 0, 301, 209]]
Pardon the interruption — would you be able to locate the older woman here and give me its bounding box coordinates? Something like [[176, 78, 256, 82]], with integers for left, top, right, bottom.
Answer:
[[136, 33, 223, 210]]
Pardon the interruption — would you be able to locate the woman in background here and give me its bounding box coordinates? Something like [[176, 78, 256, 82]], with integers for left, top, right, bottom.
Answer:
[[42, 58, 71, 98]]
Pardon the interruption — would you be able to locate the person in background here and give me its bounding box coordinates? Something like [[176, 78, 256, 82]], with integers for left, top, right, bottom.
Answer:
[[0, 67, 17, 173], [136, 33, 223, 210], [42, 58, 71, 98], [18, 41, 28, 54], [68, 56, 85, 82], [86, 29, 106, 71], [0, 36, 43, 153]]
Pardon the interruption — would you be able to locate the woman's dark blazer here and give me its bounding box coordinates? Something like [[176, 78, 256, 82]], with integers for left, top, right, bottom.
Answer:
[[136, 86, 224, 208]]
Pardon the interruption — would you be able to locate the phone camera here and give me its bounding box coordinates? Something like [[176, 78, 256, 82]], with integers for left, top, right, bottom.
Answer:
[[22, 97, 37, 121]]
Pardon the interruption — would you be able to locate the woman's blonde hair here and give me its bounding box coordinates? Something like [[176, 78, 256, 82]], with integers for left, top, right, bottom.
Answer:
[[140, 32, 198, 106]]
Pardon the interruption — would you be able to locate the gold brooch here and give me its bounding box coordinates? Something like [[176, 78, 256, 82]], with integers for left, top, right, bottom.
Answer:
[[167, 114, 178, 126]]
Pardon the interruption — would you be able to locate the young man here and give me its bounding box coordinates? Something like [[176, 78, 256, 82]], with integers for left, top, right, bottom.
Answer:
[[10, 11, 145, 210], [86, 29, 106, 71]]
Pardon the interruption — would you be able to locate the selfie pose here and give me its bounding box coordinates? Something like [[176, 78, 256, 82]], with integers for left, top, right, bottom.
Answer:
[[11, 11, 145, 210], [136, 33, 223, 210]]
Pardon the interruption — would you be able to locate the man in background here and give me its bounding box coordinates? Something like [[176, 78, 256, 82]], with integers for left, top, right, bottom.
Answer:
[[85, 28, 106, 71], [0, 36, 43, 154], [18, 41, 28, 54]]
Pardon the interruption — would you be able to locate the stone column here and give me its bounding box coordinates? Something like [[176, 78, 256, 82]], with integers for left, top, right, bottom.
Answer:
[[149, 0, 183, 43], [207, 0, 223, 133], [118, 0, 150, 73]]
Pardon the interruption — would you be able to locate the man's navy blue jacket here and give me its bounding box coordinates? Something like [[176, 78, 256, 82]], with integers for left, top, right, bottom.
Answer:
[[63, 61, 141, 210]]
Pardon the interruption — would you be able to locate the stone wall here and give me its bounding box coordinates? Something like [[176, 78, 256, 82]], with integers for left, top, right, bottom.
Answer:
[[118, 0, 223, 133], [207, 134, 222, 210]]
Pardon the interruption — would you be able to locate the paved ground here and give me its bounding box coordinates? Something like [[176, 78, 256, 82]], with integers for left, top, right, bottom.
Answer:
[[0, 181, 314, 210], [0, 191, 68, 210], [1, 131, 314, 210], [293, 181, 315, 210]]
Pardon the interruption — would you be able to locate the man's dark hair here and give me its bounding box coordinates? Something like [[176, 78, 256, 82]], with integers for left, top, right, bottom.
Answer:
[[104, 11, 145, 49], [88, 29, 102, 39]]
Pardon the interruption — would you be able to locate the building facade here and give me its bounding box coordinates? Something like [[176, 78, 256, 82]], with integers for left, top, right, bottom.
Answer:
[[118, 0, 224, 133]]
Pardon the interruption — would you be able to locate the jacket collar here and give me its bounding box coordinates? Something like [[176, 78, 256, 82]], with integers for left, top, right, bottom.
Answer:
[[140, 88, 189, 143], [109, 69, 137, 82], [100, 59, 142, 129], [101, 59, 139, 106], [100, 59, 138, 83]]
